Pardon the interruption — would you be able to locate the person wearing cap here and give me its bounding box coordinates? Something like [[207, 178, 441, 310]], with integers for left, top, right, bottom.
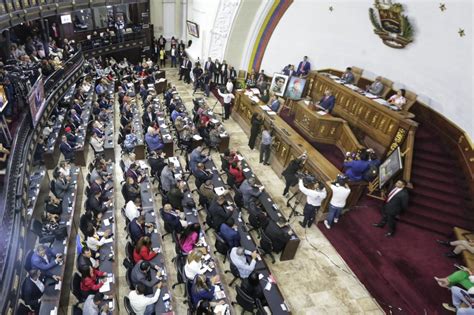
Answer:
[[64, 126, 78, 145], [298, 179, 327, 228], [229, 247, 260, 278], [131, 260, 162, 295], [324, 176, 351, 230]]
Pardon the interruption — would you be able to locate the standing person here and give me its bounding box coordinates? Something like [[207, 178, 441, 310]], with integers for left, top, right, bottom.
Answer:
[[295, 55, 311, 76], [159, 47, 166, 67], [324, 176, 351, 230], [115, 16, 125, 42], [220, 60, 228, 84], [248, 113, 263, 150], [372, 179, 409, 237], [213, 59, 221, 84], [259, 125, 272, 165], [217, 87, 235, 120], [281, 153, 307, 197], [170, 45, 177, 67], [298, 179, 327, 228], [158, 35, 166, 49]]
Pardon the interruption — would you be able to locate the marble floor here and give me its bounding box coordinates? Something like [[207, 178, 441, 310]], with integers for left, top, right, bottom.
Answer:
[[67, 67, 384, 314]]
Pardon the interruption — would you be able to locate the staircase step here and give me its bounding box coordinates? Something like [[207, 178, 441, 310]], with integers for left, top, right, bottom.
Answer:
[[412, 167, 466, 185], [414, 143, 445, 154], [411, 178, 468, 198], [413, 151, 453, 167], [411, 186, 474, 209], [407, 204, 473, 228], [399, 212, 453, 236], [412, 173, 467, 196]]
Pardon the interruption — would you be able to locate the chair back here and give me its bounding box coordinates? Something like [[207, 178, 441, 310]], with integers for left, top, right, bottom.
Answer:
[[228, 254, 241, 279], [24, 250, 34, 271], [126, 241, 134, 261], [403, 89, 417, 111], [31, 219, 44, 236], [121, 206, 130, 226], [50, 180, 58, 198], [71, 272, 85, 302], [214, 232, 229, 256], [159, 208, 174, 234], [260, 230, 273, 253], [72, 304, 83, 315], [351, 66, 363, 85], [123, 296, 137, 315], [379, 77, 393, 99], [174, 254, 186, 284], [235, 285, 256, 312], [126, 266, 135, 290], [238, 70, 247, 79], [120, 160, 126, 173], [121, 185, 130, 202]]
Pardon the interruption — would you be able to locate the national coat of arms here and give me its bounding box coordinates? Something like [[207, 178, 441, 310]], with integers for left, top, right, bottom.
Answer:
[[369, 0, 414, 48]]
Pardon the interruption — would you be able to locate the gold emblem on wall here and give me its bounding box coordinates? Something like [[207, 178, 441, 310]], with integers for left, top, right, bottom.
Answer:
[[369, 0, 414, 49]]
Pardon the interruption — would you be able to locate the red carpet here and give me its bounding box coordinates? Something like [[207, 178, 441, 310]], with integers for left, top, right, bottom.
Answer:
[[317, 124, 474, 314]]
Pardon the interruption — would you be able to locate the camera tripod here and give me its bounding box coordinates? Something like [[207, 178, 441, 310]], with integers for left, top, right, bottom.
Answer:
[[286, 190, 306, 219]]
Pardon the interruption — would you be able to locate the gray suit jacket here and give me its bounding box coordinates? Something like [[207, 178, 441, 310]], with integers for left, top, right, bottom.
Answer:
[[160, 165, 176, 192], [239, 180, 262, 208], [131, 262, 159, 290], [54, 178, 71, 199], [368, 81, 384, 96]]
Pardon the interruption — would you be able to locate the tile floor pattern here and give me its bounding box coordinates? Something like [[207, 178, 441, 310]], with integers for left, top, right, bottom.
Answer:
[[66, 67, 383, 314]]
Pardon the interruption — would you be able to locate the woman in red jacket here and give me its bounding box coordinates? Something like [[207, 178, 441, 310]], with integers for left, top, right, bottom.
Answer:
[[80, 266, 106, 295], [229, 161, 245, 186], [133, 236, 158, 263]]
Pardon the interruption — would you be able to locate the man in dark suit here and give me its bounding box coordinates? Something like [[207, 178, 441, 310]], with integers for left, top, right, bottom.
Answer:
[[262, 217, 292, 253], [193, 163, 213, 190], [295, 56, 311, 76], [208, 196, 233, 230], [131, 261, 161, 295], [130, 215, 153, 244], [160, 203, 186, 232], [316, 89, 336, 113], [21, 269, 46, 313], [142, 105, 157, 130], [59, 135, 76, 161], [373, 179, 409, 237], [87, 191, 109, 215], [179, 57, 192, 83], [219, 218, 240, 248], [204, 57, 214, 74], [77, 247, 98, 272]]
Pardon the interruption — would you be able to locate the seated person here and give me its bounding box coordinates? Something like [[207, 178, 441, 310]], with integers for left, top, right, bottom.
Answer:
[[131, 261, 162, 295], [208, 196, 233, 231], [79, 265, 106, 296], [87, 191, 109, 215], [343, 149, 370, 181], [219, 218, 240, 248], [229, 247, 259, 279], [45, 195, 61, 215], [148, 150, 167, 178], [125, 197, 142, 222], [199, 180, 217, 205], [129, 283, 162, 315], [438, 237, 474, 258], [130, 215, 154, 244], [435, 265, 474, 292], [85, 227, 112, 253], [161, 203, 187, 233], [89, 133, 105, 154], [316, 89, 336, 113], [366, 76, 384, 96], [54, 172, 73, 199], [31, 245, 63, 277], [124, 177, 141, 202], [189, 146, 209, 173], [269, 96, 281, 113], [387, 89, 407, 110], [239, 177, 264, 209], [262, 216, 292, 253], [77, 247, 99, 272], [133, 236, 159, 263], [145, 127, 165, 152], [184, 249, 207, 281], [441, 286, 474, 314], [160, 163, 178, 193], [240, 271, 267, 306], [80, 210, 101, 237], [193, 162, 213, 190], [229, 161, 245, 186], [179, 223, 201, 254], [190, 274, 220, 308], [83, 292, 110, 315], [341, 67, 355, 84], [168, 181, 185, 210]]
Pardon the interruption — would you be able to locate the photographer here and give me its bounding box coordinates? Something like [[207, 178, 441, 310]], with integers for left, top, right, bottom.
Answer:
[[324, 175, 351, 230], [217, 87, 235, 120], [298, 178, 327, 228], [282, 152, 307, 197]]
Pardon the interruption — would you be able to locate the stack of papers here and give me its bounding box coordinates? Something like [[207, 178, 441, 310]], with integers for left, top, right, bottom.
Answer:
[[214, 187, 226, 196], [249, 96, 260, 103], [99, 281, 111, 293], [260, 105, 271, 111], [250, 88, 260, 95], [192, 134, 203, 141], [373, 98, 389, 105], [365, 93, 378, 99], [317, 111, 327, 115], [267, 111, 277, 116]]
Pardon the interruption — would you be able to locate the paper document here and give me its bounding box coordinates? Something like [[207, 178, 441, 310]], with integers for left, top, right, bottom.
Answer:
[[99, 281, 111, 293], [317, 111, 327, 115], [243, 168, 250, 172], [103, 238, 114, 244], [260, 105, 271, 111], [192, 135, 203, 141], [214, 187, 226, 196], [267, 111, 277, 116], [365, 93, 378, 99], [250, 88, 261, 95], [103, 219, 110, 226]]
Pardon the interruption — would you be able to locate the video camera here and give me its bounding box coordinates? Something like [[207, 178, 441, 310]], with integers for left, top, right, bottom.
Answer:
[[297, 172, 318, 187]]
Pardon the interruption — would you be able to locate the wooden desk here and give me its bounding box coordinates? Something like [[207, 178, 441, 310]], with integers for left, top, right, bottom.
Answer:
[[293, 101, 363, 154], [307, 72, 418, 155], [232, 91, 366, 218]]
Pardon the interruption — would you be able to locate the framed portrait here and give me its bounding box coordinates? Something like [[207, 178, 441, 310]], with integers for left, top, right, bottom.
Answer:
[[269, 73, 289, 97], [186, 20, 199, 38], [285, 76, 306, 100]]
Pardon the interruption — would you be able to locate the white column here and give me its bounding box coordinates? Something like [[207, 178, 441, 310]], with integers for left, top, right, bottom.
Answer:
[[163, 0, 176, 39], [181, 0, 188, 41]]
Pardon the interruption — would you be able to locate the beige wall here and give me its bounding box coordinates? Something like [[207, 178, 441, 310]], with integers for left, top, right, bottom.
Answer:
[[150, 0, 164, 39]]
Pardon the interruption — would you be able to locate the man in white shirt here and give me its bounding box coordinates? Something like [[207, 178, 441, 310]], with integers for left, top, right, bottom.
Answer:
[[83, 292, 109, 315], [324, 176, 351, 229], [125, 197, 142, 222], [217, 88, 235, 120], [90, 133, 104, 154], [129, 283, 162, 315], [226, 78, 234, 93], [229, 247, 259, 279], [298, 179, 327, 228]]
